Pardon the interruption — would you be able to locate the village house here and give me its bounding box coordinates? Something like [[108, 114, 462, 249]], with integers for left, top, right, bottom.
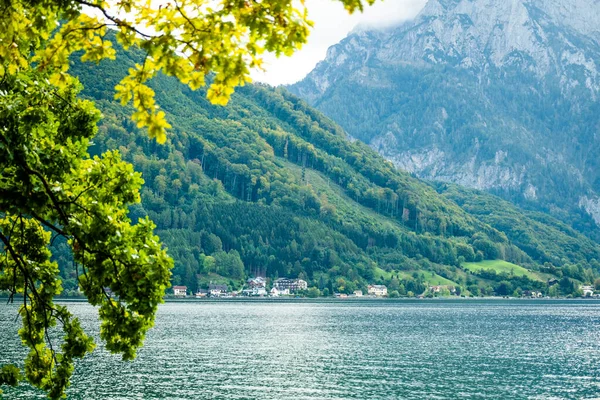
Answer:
[[208, 284, 228, 297], [242, 277, 267, 296], [296, 279, 308, 291], [353, 290, 363, 297], [247, 277, 266, 288], [429, 285, 456, 295], [242, 286, 268, 296], [430, 285, 442, 293], [523, 290, 543, 298], [368, 285, 388, 297], [273, 278, 308, 292], [195, 289, 208, 298], [581, 285, 594, 297], [173, 286, 187, 297], [270, 287, 290, 297]]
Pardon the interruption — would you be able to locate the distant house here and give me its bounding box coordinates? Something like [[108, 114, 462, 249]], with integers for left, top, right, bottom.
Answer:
[[273, 278, 308, 292], [296, 279, 308, 291], [242, 287, 268, 296], [523, 290, 542, 298], [195, 289, 208, 298], [430, 285, 442, 293], [173, 286, 187, 297], [209, 284, 228, 297], [368, 285, 388, 297], [270, 287, 290, 297], [248, 277, 266, 288], [353, 290, 363, 297], [429, 285, 455, 295], [581, 285, 594, 297]]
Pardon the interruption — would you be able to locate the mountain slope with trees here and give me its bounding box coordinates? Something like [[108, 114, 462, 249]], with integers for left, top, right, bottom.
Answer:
[[64, 39, 600, 296]]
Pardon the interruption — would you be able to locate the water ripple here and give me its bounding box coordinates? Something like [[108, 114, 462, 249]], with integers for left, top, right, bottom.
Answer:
[[2, 300, 600, 399]]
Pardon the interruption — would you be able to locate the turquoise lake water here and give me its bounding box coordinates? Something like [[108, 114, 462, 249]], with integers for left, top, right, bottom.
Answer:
[[1, 300, 600, 399]]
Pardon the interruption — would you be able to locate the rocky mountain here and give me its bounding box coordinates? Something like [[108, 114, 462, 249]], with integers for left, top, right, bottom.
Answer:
[[290, 0, 600, 239]]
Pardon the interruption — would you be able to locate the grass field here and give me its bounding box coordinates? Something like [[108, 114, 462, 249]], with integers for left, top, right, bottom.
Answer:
[[374, 267, 456, 286], [462, 260, 544, 281]]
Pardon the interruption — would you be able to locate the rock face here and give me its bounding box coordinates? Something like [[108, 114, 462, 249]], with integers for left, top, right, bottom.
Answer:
[[289, 0, 600, 236], [296, 0, 600, 99]]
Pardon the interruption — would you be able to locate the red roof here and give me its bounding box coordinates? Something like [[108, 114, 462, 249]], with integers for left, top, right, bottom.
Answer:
[[173, 286, 187, 290]]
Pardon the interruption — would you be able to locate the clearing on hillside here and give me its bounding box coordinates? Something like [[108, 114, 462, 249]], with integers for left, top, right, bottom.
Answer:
[[462, 260, 543, 281], [374, 267, 456, 286]]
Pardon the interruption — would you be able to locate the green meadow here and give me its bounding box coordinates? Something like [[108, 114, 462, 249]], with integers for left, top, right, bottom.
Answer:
[[462, 260, 544, 281], [374, 267, 456, 286]]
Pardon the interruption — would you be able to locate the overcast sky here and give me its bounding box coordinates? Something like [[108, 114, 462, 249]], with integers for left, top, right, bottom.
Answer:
[[251, 0, 427, 86]]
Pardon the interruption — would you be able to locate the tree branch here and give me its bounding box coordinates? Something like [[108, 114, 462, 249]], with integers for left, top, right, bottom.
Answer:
[[72, 0, 157, 40]]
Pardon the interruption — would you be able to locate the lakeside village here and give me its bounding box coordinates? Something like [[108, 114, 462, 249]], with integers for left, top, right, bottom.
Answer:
[[169, 277, 600, 299], [171, 277, 389, 299]]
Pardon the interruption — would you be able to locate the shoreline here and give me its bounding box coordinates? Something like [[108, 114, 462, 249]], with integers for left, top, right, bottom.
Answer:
[[2, 296, 600, 304]]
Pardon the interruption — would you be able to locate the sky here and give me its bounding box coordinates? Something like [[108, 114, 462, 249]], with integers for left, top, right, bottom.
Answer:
[[251, 0, 427, 86]]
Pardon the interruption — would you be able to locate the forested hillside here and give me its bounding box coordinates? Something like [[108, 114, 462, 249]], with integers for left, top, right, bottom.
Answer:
[[59, 40, 600, 296]]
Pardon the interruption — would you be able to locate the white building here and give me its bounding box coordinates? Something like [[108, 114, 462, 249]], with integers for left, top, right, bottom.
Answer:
[[353, 290, 363, 297], [209, 284, 228, 297], [581, 285, 594, 297], [273, 278, 308, 292], [270, 287, 290, 297], [296, 279, 308, 291], [368, 285, 388, 297], [173, 286, 187, 297], [248, 277, 266, 288], [242, 287, 268, 296]]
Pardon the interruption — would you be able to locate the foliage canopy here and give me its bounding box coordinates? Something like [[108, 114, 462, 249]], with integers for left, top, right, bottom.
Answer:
[[1, 0, 375, 143]]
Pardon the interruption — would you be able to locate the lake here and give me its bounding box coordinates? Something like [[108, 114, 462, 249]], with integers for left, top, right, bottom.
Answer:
[[1, 299, 600, 399]]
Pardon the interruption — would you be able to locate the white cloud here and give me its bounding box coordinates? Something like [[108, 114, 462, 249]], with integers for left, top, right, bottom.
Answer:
[[251, 0, 427, 86]]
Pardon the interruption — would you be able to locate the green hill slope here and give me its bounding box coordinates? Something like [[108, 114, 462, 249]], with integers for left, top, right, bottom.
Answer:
[[57, 41, 600, 296]]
